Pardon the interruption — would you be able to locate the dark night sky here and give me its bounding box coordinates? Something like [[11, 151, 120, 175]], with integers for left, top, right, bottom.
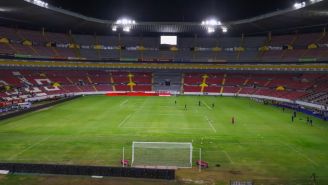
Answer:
[[46, 0, 296, 22]]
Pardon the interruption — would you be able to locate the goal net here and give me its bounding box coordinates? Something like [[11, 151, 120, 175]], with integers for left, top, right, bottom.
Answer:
[[131, 142, 193, 168]]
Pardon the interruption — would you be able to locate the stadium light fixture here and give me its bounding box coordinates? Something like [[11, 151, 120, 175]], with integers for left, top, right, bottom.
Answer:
[[293, 0, 322, 9], [309, 0, 322, 3], [116, 18, 136, 25], [207, 27, 215, 33], [201, 19, 221, 26], [24, 0, 48, 8], [293, 2, 306, 9], [123, 26, 131, 32], [112, 26, 117, 32], [201, 18, 227, 34], [222, 26, 228, 33], [112, 18, 136, 32]]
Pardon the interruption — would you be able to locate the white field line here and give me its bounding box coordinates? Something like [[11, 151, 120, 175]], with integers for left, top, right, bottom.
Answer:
[[119, 99, 129, 107], [9, 136, 51, 160], [156, 113, 187, 116], [118, 100, 146, 128], [201, 101, 213, 110], [34, 107, 52, 113], [122, 126, 212, 130], [141, 110, 194, 113], [118, 114, 132, 128], [204, 116, 217, 133], [223, 150, 234, 164], [135, 99, 147, 112], [156, 113, 202, 116], [279, 141, 318, 166]]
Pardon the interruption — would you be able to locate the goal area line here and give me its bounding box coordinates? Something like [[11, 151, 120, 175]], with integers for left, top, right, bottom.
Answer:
[[132, 141, 193, 145]]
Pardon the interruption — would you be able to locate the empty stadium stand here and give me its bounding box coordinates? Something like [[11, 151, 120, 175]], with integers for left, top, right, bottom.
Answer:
[[1, 69, 327, 107], [1, 26, 328, 61], [153, 72, 182, 92], [182, 72, 328, 106]]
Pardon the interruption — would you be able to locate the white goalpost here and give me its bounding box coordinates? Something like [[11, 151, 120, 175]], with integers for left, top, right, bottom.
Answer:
[[131, 142, 193, 168]]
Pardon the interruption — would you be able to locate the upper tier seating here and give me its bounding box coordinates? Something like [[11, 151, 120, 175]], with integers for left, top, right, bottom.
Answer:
[[18, 29, 47, 44], [270, 35, 296, 46], [0, 27, 21, 41], [0, 26, 328, 61], [45, 32, 70, 43], [293, 33, 322, 47], [73, 34, 96, 45]]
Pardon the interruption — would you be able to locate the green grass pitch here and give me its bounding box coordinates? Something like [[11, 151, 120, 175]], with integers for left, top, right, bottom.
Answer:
[[0, 95, 327, 183]]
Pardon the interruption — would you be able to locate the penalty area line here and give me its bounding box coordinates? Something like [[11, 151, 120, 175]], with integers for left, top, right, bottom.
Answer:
[[204, 116, 217, 133], [119, 99, 129, 107], [223, 150, 234, 164], [279, 141, 318, 166], [201, 101, 212, 110], [118, 114, 132, 128], [8, 136, 51, 160]]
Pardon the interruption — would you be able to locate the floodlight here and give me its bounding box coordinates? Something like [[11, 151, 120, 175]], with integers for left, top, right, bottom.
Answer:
[[202, 19, 221, 26], [207, 27, 215, 33], [222, 26, 228, 33], [309, 0, 322, 3], [24, 0, 48, 8], [113, 17, 136, 32], [202, 18, 226, 34], [123, 26, 131, 32], [294, 2, 306, 9]]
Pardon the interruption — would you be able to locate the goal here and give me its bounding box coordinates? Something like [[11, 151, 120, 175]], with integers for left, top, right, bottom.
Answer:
[[131, 142, 193, 168]]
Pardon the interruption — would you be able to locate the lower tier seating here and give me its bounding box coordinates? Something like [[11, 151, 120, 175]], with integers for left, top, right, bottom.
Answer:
[[1, 70, 327, 106]]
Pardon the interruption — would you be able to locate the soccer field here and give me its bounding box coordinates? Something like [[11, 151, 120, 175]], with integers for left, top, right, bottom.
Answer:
[[0, 95, 327, 184]]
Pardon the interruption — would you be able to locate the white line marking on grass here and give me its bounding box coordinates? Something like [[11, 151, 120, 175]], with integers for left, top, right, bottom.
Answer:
[[157, 114, 183, 116], [34, 107, 52, 113], [279, 141, 318, 166], [118, 114, 132, 128], [122, 126, 212, 130], [223, 150, 234, 164], [118, 100, 147, 128], [9, 136, 51, 160], [204, 116, 217, 133], [156, 113, 202, 116], [201, 101, 212, 110], [119, 99, 129, 107]]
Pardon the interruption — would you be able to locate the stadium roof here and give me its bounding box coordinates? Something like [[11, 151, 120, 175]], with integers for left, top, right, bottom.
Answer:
[[0, 0, 328, 36]]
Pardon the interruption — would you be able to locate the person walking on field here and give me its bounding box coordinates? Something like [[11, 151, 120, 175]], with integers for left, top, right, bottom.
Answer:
[[232, 116, 235, 125]]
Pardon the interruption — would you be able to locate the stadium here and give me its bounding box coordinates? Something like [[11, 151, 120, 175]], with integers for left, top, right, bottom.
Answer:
[[0, 0, 328, 184]]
